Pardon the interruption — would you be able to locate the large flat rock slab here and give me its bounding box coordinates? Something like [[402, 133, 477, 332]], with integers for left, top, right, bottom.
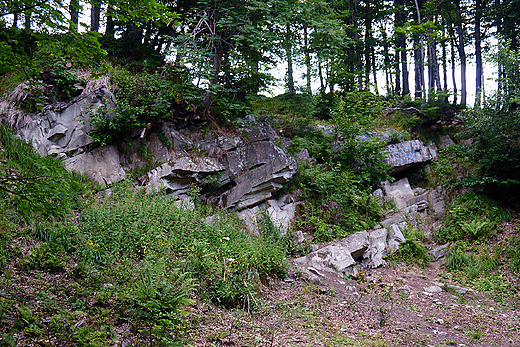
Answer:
[[384, 140, 437, 174]]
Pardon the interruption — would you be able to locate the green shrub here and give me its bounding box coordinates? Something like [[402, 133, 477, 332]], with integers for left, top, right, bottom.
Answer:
[[331, 92, 391, 188], [78, 182, 288, 308], [87, 69, 203, 145], [458, 40, 520, 203], [289, 130, 332, 163], [0, 125, 89, 218], [436, 192, 511, 242], [387, 227, 429, 267]]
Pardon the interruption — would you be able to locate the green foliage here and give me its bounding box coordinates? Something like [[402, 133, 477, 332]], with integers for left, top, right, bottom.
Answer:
[[427, 144, 476, 187], [445, 244, 513, 299], [331, 92, 390, 188], [293, 163, 383, 241], [436, 192, 511, 242], [460, 220, 491, 240], [33, 32, 107, 72], [0, 125, 89, 218], [458, 40, 520, 203], [387, 228, 429, 267], [507, 235, 520, 273], [289, 129, 331, 163], [78, 181, 288, 308], [128, 259, 195, 346], [87, 69, 203, 145]]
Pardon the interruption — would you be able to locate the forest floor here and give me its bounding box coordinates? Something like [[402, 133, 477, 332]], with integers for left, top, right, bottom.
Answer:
[[193, 261, 520, 347], [193, 224, 520, 347]]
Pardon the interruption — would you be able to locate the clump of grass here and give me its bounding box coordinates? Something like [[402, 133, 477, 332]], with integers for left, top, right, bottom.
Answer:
[[78, 181, 288, 309], [436, 192, 512, 242], [386, 227, 429, 267]]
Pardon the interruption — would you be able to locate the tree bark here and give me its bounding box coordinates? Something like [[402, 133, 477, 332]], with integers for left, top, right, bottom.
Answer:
[[414, 35, 424, 99], [90, 0, 101, 32], [24, 10, 31, 30], [304, 25, 312, 95], [475, 0, 483, 106], [413, 0, 424, 99], [454, 0, 467, 105], [395, 0, 409, 95], [105, 6, 115, 38], [451, 38, 458, 104], [69, 0, 79, 32], [202, 45, 225, 113], [286, 22, 295, 94]]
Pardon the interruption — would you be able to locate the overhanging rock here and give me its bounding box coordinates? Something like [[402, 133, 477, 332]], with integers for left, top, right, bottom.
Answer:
[[142, 157, 225, 196], [384, 140, 437, 174]]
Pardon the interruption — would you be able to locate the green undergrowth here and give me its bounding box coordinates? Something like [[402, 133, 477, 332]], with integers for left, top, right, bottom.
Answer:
[[436, 192, 512, 243], [445, 241, 519, 303], [386, 227, 429, 267], [0, 127, 289, 345]]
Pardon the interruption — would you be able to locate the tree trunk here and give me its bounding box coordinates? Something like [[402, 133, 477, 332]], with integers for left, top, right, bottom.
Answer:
[[12, 13, 18, 28], [451, 38, 458, 104], [454, 0, 467, 105], [395, 0, 409, 95], [442, 37, 448, 91], [90, 0, 101, 32], [414, 35, 424, 99], [24, 10, 31, 30], [318, 61, 325, 93], [286, 23, 295, 94], [474, 0, 483, 106], [365, 15, 372, 90], [304, 25, 312, 95], [413, 0, 424, 99], [427, 27, 441, 100], [202, 45, 225, 113], [69, 0, 80, 32], [105, 5, 115, 37]]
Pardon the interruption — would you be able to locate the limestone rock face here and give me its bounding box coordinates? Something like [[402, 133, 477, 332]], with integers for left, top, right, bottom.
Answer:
[[142, 157, 225, 196], [294, 231, 370, 274], [210, 140, 297, 210], [384, 140, 437, 174], [237, 195, 303, 234], [18, 85, 114, 158], [64, 145, 125, 186]]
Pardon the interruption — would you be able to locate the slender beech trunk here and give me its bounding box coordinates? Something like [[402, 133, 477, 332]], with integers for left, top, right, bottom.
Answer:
[[69, 0, 79, 32], [90, 0, 101, 32], [413, 0, 424, 99], [475, 0, 483, 106], [427, 27, 441, 100], [202, 45, 225, 112], [442, 37, 448, 92], [395, 42, 401, 94], [12, 13, 18, 28], [451, 38, 458, 104], [395, 0, 409, 95], [106, 9, 115, 37], [24, 10, 31, 30], [414, 35, 423, 99], [286, 23, 295, 94], [304, 25, 312, 95], [454, 0, 467, 105], [318, 61, 325, 93], [365, 15, 372, 90]]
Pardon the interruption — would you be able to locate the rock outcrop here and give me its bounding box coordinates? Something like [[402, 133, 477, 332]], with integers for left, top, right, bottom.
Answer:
[[209, 140, 297, 210], [141, 157, 225, 196], [384, 139, 437, 174], [16, 78, 114, 158]]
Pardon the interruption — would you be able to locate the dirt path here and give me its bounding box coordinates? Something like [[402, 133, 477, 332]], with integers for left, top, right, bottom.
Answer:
[[194, 260, 520, 346]]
